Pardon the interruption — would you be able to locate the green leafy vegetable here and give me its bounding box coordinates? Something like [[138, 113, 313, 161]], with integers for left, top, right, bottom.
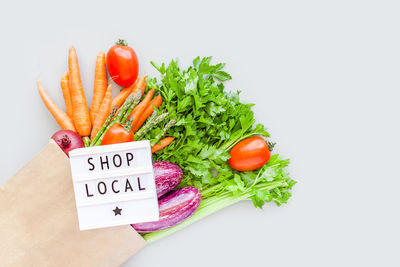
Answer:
[[142, 57, 296, 242]]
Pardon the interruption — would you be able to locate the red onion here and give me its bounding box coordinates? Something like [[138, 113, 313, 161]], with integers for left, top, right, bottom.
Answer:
[[52, 130, 84, 157]]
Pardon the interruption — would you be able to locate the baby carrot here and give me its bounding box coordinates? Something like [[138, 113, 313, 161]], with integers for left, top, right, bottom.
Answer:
[[129, 88, 154, 129], [91, 84, 112, 140], [37, 80, 76, 132], [60, 71, 73, 118], [68, 46, 91, 137], [151, 137, 175, 153], [89, 51, 107, 124], [132, 94, 162, 133]]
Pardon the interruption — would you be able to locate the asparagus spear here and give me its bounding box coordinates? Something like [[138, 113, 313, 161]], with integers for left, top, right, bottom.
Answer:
[[82, 137, 91, 147], [93, 93, 141, 146], [121, 92, 142, 124], [90, 106, 118, 146], [151, 119, 177, 146], [123, 116, 134, 132], [113, 93, 134, 123], [135, 112, 169, 140]]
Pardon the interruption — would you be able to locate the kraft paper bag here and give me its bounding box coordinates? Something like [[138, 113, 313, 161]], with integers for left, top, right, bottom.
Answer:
[[0, 140, 146, 267]]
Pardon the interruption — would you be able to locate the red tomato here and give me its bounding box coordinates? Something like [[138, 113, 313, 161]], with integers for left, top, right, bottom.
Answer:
[[106, 39, 139, 87], [101, 124, 134, 146], [228, 136, 271, 171]]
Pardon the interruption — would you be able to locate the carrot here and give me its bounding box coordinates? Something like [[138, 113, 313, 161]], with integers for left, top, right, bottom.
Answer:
[[89, 51, 107, 124], [151, 137, 175, 153], [110, 77, 139, 109], [131, 75, 147, 96], [129, 88, 154, 129], [60, 71, 73, 118], [68, 46, 91, 137], [132, 94, 162, 133], [90, 84, 113, 140], [37, 80, 76, 132]]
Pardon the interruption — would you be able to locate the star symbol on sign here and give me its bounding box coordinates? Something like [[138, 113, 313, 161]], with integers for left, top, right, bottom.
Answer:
[[113, 206, 122, 216]]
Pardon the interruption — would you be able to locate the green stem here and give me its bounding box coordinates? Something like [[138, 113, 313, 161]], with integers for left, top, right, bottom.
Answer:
[[90, 106, 118, 146], [82, 136, 91, 147], [142, 181, 287, 243], [116, 39, 128, 46]]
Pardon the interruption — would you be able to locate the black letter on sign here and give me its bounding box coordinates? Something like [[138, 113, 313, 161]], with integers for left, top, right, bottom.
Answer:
[[111, 180, 120, 193], [100, 156, 109, 170], [126, 153, 134, 166], [85, 184, 93, 197], [88, 157, 95, 171], [98, 182, 107, 195], [113, 154, 122, 167], [125, 179, 133, 192], [137, 177, 146, 191]]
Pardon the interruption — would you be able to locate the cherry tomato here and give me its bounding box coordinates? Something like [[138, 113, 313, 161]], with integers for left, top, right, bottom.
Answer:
[[228, 136, 271, 171], [106, 39, 139, 87], [101, 124, 134, 146]]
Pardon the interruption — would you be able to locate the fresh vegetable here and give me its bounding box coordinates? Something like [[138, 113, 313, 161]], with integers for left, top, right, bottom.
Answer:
[[110, 78, 139, 109], [92, 92, 141, 146], [37, 80, 76, 132], [113, 92, 141, 124], [60, 71, 73, 118], [106, 39, 139, 87], [150, 119, 176, 147], [153, 161, 183, 198], [132, 94, 162, 133], [141, 57, 295, 242], [101, 123, 134, 145], [228, 136, 271, 171], [151, 137, 175, 153], [129, 88, 154, 129], [89, 51, 107, 124], [51, 130, 84, 156], [68, 46, 91, 140], [90, 106, 117, 145], [131, 75, 147, 97], [135, 112, 169, 140], [90, 85, 113, 140], [132, 186, 201, 233]]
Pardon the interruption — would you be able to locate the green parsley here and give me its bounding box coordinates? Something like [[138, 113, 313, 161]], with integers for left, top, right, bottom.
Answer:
[[142, 57, 296, 242]]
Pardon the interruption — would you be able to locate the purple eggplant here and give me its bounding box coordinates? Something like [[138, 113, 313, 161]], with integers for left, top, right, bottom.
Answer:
[[132, 186, 201, 233], [154, 161, 183, 198]]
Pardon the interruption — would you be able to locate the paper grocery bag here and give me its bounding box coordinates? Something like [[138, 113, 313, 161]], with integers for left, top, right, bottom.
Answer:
[[0, 141, 146, 267]]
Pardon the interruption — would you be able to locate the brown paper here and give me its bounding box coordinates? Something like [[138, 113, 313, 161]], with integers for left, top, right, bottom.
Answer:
[[0, 141, 146, 267]]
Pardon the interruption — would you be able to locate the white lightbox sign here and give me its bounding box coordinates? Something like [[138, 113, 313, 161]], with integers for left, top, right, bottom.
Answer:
[[69, 140, 159, 230]]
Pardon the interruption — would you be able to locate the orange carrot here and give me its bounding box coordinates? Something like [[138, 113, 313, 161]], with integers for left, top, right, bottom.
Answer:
[[129, 88, 154, 129], [60, 71, 73, 118], [68, 46, 91, 136], [89, 51, 107, 124], [151, 137, 175, 153], [110, 77, 140, 109], [131, 75, 147, 96], [90, 84, 113, 140], [37, 80, 76, 132], [132, 94, 162, 133]]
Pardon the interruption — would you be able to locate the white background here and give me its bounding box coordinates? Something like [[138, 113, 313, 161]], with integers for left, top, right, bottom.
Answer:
[[0, 1, 399, 266]]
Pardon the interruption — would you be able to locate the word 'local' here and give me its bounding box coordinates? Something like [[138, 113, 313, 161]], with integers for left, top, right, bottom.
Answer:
[[85, 177, 146, 197]]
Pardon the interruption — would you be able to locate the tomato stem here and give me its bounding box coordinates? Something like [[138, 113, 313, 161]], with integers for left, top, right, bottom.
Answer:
[[116, 39, 128, 46]]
